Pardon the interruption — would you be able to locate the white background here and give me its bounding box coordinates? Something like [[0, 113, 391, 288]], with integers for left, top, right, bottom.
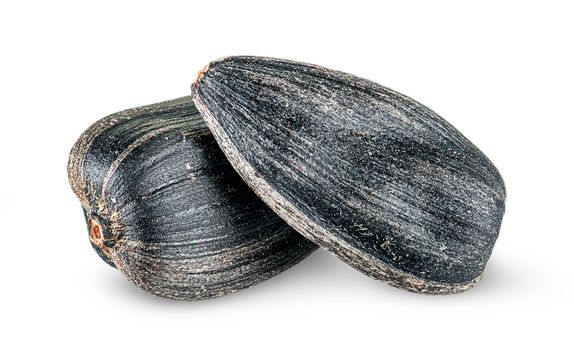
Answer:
[[1, 1, 572, 349]]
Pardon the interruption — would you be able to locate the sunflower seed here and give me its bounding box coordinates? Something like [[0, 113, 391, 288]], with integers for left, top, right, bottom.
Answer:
[[68, 96, 316, 300], [192, 56, 506, 294]]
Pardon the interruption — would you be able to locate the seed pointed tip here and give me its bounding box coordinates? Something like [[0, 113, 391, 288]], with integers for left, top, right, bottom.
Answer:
[[89, 218, 104, 248], [194, 64, 210, 85]]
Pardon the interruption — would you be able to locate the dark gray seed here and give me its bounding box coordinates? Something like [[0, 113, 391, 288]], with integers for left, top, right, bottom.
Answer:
[[67, 96, 316, 301], [192, 56, 506, 294]]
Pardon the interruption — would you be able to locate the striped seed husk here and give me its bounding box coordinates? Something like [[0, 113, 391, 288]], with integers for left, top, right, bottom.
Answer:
[[193, 56, 506, 294], [68, 96, 316, 300]]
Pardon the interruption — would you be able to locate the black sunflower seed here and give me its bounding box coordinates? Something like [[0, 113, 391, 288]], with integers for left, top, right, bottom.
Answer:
[[192, 56, 506, 294], [68, 96, 316, 301]]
